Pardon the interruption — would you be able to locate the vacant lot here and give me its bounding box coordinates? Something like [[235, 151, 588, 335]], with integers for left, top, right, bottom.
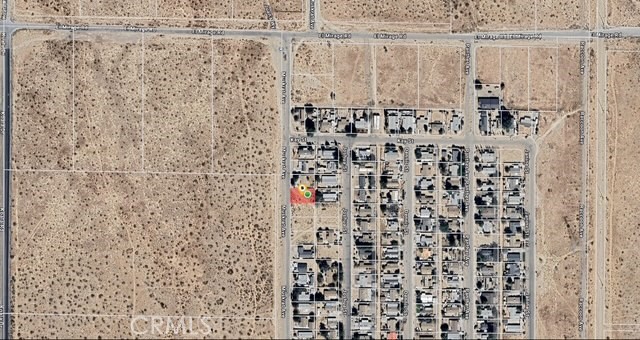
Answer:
[[12, 30, 73, 170], [538, 44, 583, 137], [452, 0, 586, 32], [475, 46, 501, 84], [334, 43, 373, 106], [608, 0, 640, 26], [291, 41, 334, 106], [452, 0, 534, 32], [320, 0, 450, 32], [606, 50, 640, 324], [14, 0, 303, 28], [376, 44, 418, 107], [209, 38, 280, 174], [537, 0, 586, 29], [419, 45, 463, 108], [11, 30, 278, 338], [535, 113, 582, 338], [529, 48, 557, 111], [74, 33, 144, 171], [501, 47, 529, 110]]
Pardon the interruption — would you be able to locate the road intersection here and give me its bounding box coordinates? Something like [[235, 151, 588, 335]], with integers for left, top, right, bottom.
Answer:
[[0, 1, 631, 337]]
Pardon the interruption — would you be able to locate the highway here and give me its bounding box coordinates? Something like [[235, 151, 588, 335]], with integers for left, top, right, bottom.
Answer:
[[1, 42, 8, 340], [1, 0, 9, 335], [0, 1, 635, 338]]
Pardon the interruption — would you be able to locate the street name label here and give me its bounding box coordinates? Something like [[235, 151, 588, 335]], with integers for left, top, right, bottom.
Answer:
[[280, 286, 287, 318], [280, 146, 287, 179], [475, 33, 542, 40], [373, 33, 407, 40], [56, 24, 89, 31], [579, 41, 586, 76], [591, 32, 623, 39], [192, 29, 225, 36], [264, 4, 276, 29], [578, 298, 585, 331], [125, 26, 156, 33], [341, 208, 349, 234], [341, 145, 349, 172], [0, 208, 4, 232], [319, 33, 352, 39], [464, 43, 471, 75], [280, 205, 287, 238], [579, 111, 586, 145], [280, 71, 287, 105], [309, 0, 316, 30], [579, 204, 585, 238]]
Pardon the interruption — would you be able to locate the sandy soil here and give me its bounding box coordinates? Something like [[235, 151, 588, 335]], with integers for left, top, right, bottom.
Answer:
[[475, 46, 501, 84], [73, 33, 144, 171], [376, 44, 418, 107], [292, 74, 333, 106], [501, 47, 529, 110], [334, 43, 373, 107], [557, 45, 583, 113], [419, 45, 463, 108], [12, 314, 273, 339], [537, 0, 586, 29], [293, 41, 333, 75], [14, 0, 304, 29], [535, 113, 582, 339], [210, 38, 280, 174], [529, 48, 557, 111], [12, 30, 73, 170], [291, 41, 334, 106], [452, 0, 586, 32], [452, 0, 534, 33], [10, 30, 279, 338], [605, 50, 640, 325], [319, 0, 450, 32], [608, 0, 640, 26]]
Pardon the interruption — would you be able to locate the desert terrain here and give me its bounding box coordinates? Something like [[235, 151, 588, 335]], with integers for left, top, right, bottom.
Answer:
[[608, 0, 640, 27], [605, 49, 640, 326], [292, 40, 463, 110], [13, 0, 304, 30], [534, 113, 582, 339], [452, 0, 587, 32], [474, 42, 583, 136], [10, 29, 280, 338]]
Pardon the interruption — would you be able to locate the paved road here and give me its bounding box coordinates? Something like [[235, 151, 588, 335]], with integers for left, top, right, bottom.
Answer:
[[276, 33, 292, 339], [594, 0, 608, 337], [3, 4, 639, 338], [594, 14, 608, 340], [1, 0, 9, 333], [463, 41, 477, 339], [403, 144, 415, 339], [1, 45, 8, 340], [339, 137, 353, 339]]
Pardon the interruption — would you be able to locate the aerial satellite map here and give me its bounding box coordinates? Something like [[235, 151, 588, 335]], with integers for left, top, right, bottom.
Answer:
[[0, 0, 636, 339]]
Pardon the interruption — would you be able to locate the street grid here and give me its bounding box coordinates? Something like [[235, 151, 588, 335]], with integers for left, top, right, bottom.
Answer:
[[2, 0, 635, 337]]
